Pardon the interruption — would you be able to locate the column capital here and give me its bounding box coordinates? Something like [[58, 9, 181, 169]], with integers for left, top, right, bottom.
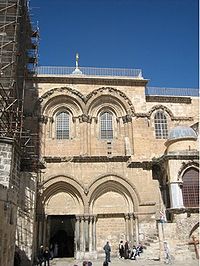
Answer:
[[124, 213, 129, 220]]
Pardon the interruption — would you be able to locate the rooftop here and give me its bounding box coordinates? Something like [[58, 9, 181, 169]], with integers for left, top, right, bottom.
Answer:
[[35, 66, 199, 97]]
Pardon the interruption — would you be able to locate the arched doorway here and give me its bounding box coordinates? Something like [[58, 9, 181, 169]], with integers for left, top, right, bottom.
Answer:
[[49, 215, 75, 258], [182, 167, 199, 207]]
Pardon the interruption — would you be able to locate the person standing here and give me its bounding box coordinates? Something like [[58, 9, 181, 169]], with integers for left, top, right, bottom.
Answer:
[[43, 247, 51, 266], [103, 241, 111, 263], [119, 240, 124, 258], [38, 245, 44, 266], [124, 241, 130, 259]]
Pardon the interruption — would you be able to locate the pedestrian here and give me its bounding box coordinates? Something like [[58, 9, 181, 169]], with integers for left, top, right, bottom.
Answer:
[[43, 247, 51, 266], [103, 241, 111, 263], [164, 241, 172, 264], [137, 242, 143, 256], [119, 240, 124, 258], [37, 245, 44, 266], [124, 241, 130, 259], [130, 245, 137, 260]]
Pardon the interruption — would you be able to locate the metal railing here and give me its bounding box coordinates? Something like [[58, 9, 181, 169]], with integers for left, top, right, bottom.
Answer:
[[36, 66, 143, 78], [146, 87, 199, 97]]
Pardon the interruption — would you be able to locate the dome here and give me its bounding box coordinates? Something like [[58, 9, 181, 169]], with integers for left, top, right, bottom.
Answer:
[[168, 126, 197, 141]]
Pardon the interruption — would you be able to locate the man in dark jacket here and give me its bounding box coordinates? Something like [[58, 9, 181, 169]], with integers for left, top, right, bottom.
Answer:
[[103, 241, 111, 263]]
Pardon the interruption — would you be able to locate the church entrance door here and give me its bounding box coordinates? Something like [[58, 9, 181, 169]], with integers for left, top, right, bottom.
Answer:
[[48, 215, 75, 258]]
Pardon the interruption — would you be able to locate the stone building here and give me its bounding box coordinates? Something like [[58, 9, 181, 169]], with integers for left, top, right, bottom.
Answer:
[[0, 1, 199, 265], [25, 64, 199, 262]]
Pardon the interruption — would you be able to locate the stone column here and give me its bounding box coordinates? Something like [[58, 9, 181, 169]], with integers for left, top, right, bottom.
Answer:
[[46, 217, 50, 246], [129, 213, 134, 243], [89, 216, 93, 252], [135, 216, 139, 245], [75, 216, 80, 252], [124, 214, 130, 241], [92, 215, 97, 251], [38, 216, 43, 247], [43, 215, 47, 246], [169, 181, 184, 209], [80, 216, 84, 252], [84, 216, 89, 252]]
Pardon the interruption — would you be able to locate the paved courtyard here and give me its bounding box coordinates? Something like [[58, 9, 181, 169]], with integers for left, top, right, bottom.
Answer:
[[50, 257, 199, 266]]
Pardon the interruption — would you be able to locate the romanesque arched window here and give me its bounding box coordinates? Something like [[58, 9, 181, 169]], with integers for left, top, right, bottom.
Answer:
[[154, 111, 168, 139], [100, 112, 113, 140], [55, 111, 70, 139], [182, 168, 199, 207]]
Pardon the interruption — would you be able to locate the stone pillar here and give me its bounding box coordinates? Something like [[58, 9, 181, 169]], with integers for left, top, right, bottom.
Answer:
[[75, 216, 80, 252], [80, 216, 84, 252], [43, 216, 47, 246], [84, 215, 89, 252], [89, 216, 93, 252], [135, 216, 139, 245], [169, 181, 184, 209], [46, 216, 50, 246], [124, 214, 130, 241], [38, 216, 43, 247], [129, 213, 134, 243], [92, 215, 97, 251]]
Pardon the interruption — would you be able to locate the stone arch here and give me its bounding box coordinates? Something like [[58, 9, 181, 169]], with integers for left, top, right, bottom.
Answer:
[[148, 105, 174, 119], [85, 87, 135, 116], [178, 166, 199, 208], [87, 174, 140, 214], [40, 175, 86, 215], [178, 162, 199, 181], [36, 87, 86, 115]]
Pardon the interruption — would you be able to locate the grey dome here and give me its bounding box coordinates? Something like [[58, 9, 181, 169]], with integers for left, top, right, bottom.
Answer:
[[168, 126, 197, 141]]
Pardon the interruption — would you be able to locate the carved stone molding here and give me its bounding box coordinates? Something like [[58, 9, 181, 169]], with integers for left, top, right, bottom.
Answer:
[[122, 114, 132, 123], [79, 114, 92, 123]]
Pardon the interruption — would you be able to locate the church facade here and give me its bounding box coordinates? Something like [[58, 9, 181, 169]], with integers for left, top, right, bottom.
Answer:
[[25, 68, 199, 261]]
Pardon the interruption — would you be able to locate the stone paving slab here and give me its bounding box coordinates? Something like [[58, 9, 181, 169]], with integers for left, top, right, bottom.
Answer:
[[50, 257, 199, 266]]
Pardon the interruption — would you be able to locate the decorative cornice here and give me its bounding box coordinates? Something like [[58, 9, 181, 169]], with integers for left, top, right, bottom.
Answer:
[[167, 207, 199, 214], [43, 155, 131, 163], [146, 95, 192, 104], [29, 76, 148, 87], [127, 160, 153, 170], [135, 104, 193, 121], [152, 152, 199, 163]]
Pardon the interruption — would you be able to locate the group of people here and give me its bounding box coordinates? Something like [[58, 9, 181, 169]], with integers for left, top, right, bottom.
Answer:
[[119, 240, 143, 260], [103, 240, 143, 265]]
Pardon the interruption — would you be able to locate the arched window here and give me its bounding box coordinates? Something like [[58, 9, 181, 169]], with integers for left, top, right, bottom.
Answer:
[[100, 112, 113, 140], [56, 112, 69, 139], [182, 168, 199, 207], [154, 111, 168, 139]]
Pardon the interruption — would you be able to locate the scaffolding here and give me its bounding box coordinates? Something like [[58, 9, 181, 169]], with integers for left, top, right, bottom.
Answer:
[[0, 0, 40, 170]]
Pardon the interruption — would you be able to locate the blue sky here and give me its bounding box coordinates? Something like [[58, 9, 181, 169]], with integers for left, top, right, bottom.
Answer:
[[30, 0, 198, 88]]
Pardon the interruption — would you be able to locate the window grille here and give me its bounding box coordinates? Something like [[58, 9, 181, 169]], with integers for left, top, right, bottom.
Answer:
[[182, 168, 199, 207], [154, 111, 168, 139], [56, 112, 69, 139], [100, 112, 113, 140]]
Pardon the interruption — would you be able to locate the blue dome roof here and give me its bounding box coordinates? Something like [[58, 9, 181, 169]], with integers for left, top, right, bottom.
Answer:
[[168, 126, 197, 141]]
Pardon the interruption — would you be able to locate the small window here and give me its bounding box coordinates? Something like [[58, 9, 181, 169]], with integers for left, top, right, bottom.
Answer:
[[100, 112, 113, 140], [154, 111, 168, 139], [182, 168, 199, 207], [56, 112, 69, 139]]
